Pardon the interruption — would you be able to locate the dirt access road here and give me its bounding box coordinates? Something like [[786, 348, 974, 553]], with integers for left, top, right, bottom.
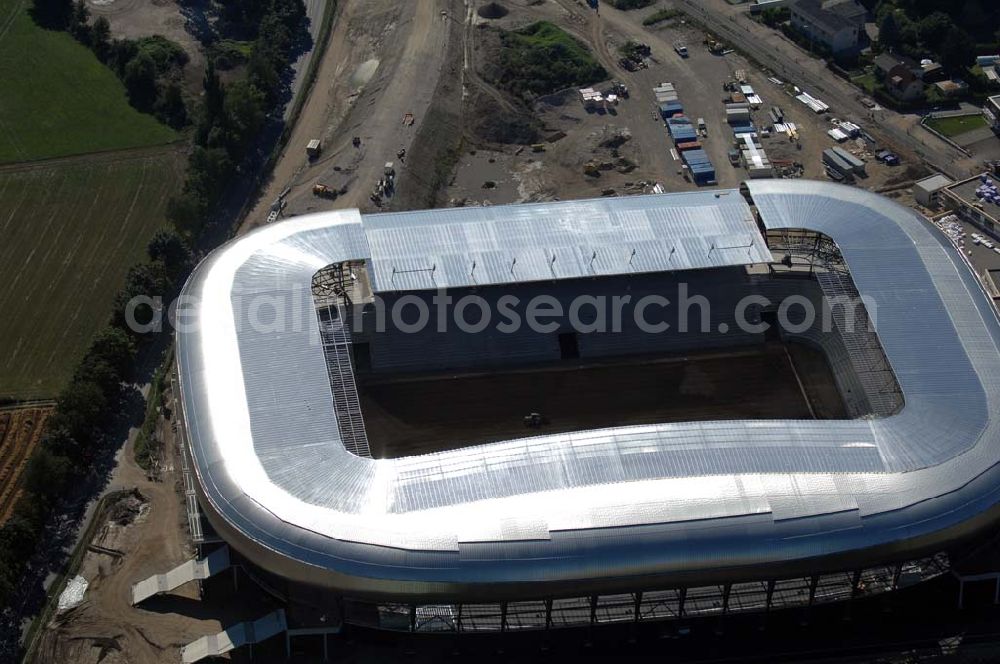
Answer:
[[243, 0, 457, 229]]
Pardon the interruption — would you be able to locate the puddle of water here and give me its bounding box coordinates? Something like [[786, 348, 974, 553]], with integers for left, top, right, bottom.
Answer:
[[351, 59, 380, 89]]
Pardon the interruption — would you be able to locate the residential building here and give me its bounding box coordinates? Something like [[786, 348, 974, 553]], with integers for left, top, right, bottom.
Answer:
[[913, 174, 953, 209], [984, 95, 1000, 132], [790, 0, 867, 55], [933, 79, 969, 98], [885, 63, 924, 101], [874, 52, 916, 79]]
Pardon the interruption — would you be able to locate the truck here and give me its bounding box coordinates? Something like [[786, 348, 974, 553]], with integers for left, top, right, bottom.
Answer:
[[312, 183, 337, 199], [697, 118, 707, 137], [674, 43, 689, 58], [703, 34, 725, 55]]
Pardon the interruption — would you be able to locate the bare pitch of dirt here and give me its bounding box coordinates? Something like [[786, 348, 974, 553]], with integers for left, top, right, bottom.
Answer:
[[0, 405, 50, 525], [360, 342, 846, 458]]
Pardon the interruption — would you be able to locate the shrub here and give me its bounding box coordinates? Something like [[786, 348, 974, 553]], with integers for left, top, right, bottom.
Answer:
[[494, 22, 608, 100]]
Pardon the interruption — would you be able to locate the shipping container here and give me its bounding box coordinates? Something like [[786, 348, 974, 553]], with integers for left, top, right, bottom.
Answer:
[[831, 146, 866, 176]]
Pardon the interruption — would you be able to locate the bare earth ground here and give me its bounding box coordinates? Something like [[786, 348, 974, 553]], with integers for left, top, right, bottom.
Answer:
[[360, 341, 846, 459], [243, 0, 458, 227], [441, 0, 911, 206], [32, 379, 275, 664], [245, 0, 940, 221], [0, 405, 51, 525]]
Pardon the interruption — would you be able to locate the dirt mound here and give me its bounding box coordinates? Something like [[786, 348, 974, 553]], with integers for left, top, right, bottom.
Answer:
[[477, 2, 509, 19], [474, 112, 540, 145]]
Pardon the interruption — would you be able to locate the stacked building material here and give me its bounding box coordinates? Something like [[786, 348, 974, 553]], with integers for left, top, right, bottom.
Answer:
[[738, 134, 773, 179], [653, 83, 678, 105]]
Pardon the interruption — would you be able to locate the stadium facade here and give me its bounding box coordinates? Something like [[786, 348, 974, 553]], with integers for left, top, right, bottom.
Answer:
[[175, 181, 1000, 632]]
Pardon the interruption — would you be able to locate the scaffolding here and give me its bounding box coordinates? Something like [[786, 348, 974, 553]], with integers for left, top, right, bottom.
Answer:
[[814, 270, 903, 416], [317, 304, 371, 458], [354, 553, 950, 634], [766, 229, 903, 417]]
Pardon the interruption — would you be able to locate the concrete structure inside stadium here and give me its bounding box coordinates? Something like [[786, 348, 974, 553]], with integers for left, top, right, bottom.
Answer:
[[164, 182, 1000, 642]]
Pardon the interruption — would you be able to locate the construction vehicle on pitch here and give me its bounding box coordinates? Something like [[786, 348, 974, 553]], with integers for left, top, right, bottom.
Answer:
[[312, 183, 337, 199]]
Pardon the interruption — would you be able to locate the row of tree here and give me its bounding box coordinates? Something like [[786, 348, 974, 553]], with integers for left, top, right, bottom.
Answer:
[[6, 0, 308, 620], [168, 0, 306, 238]]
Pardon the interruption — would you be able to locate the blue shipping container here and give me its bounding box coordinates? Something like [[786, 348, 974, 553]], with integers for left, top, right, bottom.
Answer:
[[659, 102, 684, 118]]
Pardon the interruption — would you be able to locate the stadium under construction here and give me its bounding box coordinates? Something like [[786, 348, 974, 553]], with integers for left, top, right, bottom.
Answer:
[[166, 180, 1000, 642]]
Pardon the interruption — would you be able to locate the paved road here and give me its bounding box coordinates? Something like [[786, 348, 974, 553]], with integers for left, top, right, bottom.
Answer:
[[284, 0, 331, 119], [670, 0, 972, 177]]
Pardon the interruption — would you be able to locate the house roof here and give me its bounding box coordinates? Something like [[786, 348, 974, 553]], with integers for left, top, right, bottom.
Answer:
[[792, 0, 866, 32], [875, 52, 916, 73], [914, 174, 953, 193]]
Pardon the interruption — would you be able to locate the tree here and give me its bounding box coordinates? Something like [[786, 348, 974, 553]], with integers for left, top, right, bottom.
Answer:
[[185, 147, 234, 202], [958, 0, 989, 41], [88, 326, 137, 377], [156, 82, 188, 129], [247, 46, 280, 102], [200, 61, 225, 142], [166, 193, 206, 234], [112, 261, 171, 331], [940, 26, 974, 73], [23, 448, 72, 504], [30, 0, 72, 29], [41, 426, 81, 460], [69, 0, 91, 44], [107, 38, 139, 77], [223, 80, 266, 159], [123, 51, 158, 111], [0, 514, 41, 565], [878, 11, 901, 49], [147, 228, 192, 276], [51, 379, 107, 444], [91, 16, 111, 62], [916, 11, 952, 52]]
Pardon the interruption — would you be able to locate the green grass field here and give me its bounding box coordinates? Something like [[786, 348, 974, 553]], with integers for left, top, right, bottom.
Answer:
[[924, 114, 987, 138], [0, 148, 185, 399], [0, 0, 178, 163]]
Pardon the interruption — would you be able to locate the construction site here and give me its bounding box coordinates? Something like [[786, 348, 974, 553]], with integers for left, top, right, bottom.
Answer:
[[21, 1, 1000, 663], [248, 0, 934, 223]]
